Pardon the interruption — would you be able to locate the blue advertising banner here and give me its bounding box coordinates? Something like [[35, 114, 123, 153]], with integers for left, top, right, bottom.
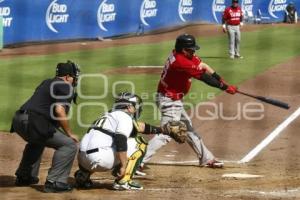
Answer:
[[0, 0, 299, 46]]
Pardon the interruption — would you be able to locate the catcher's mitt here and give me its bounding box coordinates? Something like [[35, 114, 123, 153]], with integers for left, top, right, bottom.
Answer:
[[163, 121, 188, 143]]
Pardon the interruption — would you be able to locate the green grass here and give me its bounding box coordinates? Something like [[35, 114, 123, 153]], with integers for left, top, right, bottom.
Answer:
[[1, 25, 299, 137]]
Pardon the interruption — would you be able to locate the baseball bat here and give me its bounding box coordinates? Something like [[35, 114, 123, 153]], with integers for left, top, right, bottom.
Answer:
[[237, 90, 290, 110]]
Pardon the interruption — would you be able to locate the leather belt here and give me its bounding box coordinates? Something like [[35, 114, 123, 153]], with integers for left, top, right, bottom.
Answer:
[[86, 148, 99, 154]]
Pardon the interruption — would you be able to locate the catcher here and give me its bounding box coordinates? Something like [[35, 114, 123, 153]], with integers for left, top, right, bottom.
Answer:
[[74, 92, 187, 190]]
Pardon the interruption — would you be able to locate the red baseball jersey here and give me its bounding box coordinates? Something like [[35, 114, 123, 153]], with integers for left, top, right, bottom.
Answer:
[[223, 6, 243, 25], [157, 51, 206, 100]]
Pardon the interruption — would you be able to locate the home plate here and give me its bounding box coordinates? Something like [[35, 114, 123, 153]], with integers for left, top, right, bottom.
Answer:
[[222, 173, 264, 179]]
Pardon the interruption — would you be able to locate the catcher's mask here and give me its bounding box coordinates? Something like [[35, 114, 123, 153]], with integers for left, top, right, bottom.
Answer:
[[114, 92, 143, 119], [175, 34, 200, 52], [56, 60, 80, 87]]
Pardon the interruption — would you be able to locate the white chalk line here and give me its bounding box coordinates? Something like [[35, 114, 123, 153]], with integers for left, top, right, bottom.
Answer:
[[148, 159, 238, 165], [145, 187, 300, 196], [239, 107, 300, 163], [238, 188, 300, 198]]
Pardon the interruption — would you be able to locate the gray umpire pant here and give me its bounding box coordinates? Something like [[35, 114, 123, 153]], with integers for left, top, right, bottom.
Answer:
[[227, 25, 241, 57], [142, 93, 214, 165], [12, 111, 77, 183]]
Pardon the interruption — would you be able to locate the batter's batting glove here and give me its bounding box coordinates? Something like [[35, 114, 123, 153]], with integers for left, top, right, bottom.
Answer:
[[226, 85, 238, 94], [220, 80, 238, 95]]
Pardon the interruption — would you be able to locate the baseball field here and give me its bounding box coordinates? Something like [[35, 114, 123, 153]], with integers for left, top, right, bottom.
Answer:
[[1, 23, 300, 199]]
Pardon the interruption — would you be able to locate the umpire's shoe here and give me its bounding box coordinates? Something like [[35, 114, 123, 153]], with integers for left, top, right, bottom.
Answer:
[[44, 180, 73, 193], [15, 176, 39, 186]]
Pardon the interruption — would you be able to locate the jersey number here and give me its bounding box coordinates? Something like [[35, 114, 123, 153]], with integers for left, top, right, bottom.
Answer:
[[160, 53, 175, 84], [94, 117, 107, 128]]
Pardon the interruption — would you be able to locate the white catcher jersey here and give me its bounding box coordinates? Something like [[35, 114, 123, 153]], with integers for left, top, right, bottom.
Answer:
[[80, 110, 133, 151]]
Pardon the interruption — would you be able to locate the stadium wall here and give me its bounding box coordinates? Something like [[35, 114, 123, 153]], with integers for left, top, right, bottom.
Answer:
[[0, 0, 298, 46]]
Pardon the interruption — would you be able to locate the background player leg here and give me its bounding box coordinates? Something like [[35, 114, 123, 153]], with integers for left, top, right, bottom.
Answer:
[[227, 25, 235, 59], [235, 26, 242, 58]]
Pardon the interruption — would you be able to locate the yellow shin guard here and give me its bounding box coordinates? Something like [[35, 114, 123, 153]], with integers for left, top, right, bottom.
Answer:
[[120, 136, 147, 182]]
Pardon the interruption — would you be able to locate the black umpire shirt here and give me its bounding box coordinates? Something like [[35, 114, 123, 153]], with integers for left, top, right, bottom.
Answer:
[[19, 77, 74, 139]]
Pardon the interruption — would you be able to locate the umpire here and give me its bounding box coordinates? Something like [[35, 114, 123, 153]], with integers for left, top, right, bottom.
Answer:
[[10, 61, 80, 193]]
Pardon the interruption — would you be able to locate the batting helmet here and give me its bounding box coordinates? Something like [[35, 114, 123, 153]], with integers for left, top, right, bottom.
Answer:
[[56, 60, 80, 86], [114, 92, 143, 119], [232, 0, 238, 3], [175, 34, 200, 52]]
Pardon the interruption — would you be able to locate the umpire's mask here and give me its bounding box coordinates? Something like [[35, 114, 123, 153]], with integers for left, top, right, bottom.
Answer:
[[56, 60, 80, 87]]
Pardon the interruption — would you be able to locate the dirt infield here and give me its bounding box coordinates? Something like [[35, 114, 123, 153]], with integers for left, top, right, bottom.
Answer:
[[1, 24, 300, 199]]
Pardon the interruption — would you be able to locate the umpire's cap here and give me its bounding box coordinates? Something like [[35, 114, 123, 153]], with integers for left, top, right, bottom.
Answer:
[[175, 34, 200, 52], [56, 60, 80, 77]]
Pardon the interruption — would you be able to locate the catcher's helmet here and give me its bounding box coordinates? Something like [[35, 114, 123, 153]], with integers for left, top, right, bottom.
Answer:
[[56, 60, 80, 86], [114, 92, 143, 119], [175, 34, 200, 52]]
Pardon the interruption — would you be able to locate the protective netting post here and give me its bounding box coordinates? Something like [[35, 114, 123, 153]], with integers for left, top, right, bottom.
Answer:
[[0, 16, 3, 50]]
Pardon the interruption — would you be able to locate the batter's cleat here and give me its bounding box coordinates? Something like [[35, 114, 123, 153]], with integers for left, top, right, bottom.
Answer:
[[204, 160, 224, 168], [44, 180, 73, 193], [134, 169, 147, 177], [134, 166, 147, 177], [15, 176, 39, 186], [112, 180, 143, 191]]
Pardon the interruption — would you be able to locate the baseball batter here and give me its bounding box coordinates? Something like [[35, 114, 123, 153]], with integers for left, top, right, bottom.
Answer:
[[140, 34, 238, 170], [74, 92, 187, 190], [222, 0, 243, 59]]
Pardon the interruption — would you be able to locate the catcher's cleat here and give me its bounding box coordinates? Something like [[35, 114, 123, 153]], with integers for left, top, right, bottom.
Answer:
[[75, 179, 93, 189], [204, 160, 224, 168], [112, 180, 143, 191], [74, 169, 93, 189], [15, 176, 39, 186]]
